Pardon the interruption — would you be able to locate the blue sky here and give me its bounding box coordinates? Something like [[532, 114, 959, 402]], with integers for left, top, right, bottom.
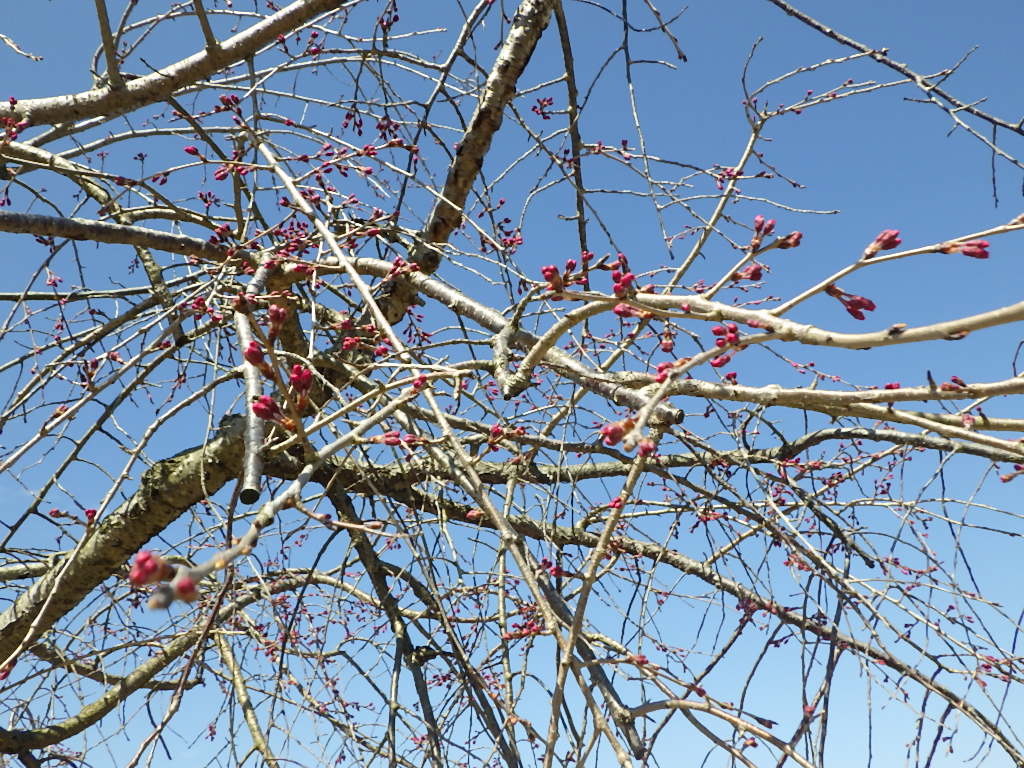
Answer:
[[2, 1, 1023, 766]]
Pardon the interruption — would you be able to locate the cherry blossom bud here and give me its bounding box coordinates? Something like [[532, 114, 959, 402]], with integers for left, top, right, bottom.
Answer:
[[129, 550, 173, 586], [379, 430, 402, 446], [864, 229, 901, 258], [289, 364, 313, 393], [959, 240, 990, 259], [540, 264, 563, 291], [251, 395, 282, 421], [173, 574, 199, 601], [183, 145, 200, 156], [268, 304, 288, 325], [734, 263, 762, 281], [777, 231, 803, 249], [600, 422, 625, 446], [243, 340, 264, 365]]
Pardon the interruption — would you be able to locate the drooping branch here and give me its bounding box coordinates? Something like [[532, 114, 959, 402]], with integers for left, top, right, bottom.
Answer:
[[375, 484, 1024, 766], [0, 571, 316, 752]]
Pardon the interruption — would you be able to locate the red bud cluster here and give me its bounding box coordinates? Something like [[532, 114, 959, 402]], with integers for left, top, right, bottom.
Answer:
[[243, 340, 264, 366], [253, 397, 286, 421], [825, 284, 876, 320], [711, 322, 740, 347], [129, 550, 174, 586], [599, 417, 635, 446], [863, 229, 902, 259], [776, 231, 803, 249], [940, 239, 990, 259], [267, 304, 288, 340], [750, 215, 776, 249], [732, 263, 763, 282], [540, 264, 563, 293], [289, 364, 313, 394], [611, 269, 636, 297]]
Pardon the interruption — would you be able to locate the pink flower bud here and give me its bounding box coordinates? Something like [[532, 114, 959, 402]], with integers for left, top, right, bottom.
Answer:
[[636, 439, 656, 457], [183, 145, 200, 156], [777, 231, 802, 249], [959, 240, 990, 259], [826, 284, 877, 320], [540, 264, 563, 291], [599, 422, 625, 446], [380, 430, 402, 446], [864, 229, 901, 258], [289, 364, 313, 393], [129, 550, 172, 586], [268, 304, 288, 325], [173, 575, 199, 601], [734, 263, 762, 281], [243, 340, 264, 365], [251, 395, 282, 421]]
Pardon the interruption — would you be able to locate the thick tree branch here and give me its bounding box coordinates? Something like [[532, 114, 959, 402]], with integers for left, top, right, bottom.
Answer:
[[0, 211, 232, 262], [0, 418, 245, 666], [7, 0, 346, 127]]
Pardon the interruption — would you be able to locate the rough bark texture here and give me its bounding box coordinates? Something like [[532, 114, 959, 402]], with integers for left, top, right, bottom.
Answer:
[[0, 418, 245, 664]]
